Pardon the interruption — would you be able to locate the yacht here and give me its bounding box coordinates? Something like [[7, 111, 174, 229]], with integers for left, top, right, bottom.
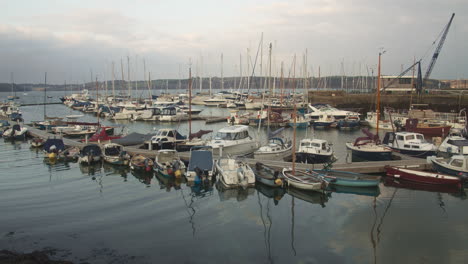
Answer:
[[207, 125, 260, 156], [254, 137, 293, 161], [306, 103, 360, 120]]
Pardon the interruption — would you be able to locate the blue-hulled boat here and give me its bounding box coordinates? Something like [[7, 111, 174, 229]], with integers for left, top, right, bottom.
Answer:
[[315, 169, 381, 187]]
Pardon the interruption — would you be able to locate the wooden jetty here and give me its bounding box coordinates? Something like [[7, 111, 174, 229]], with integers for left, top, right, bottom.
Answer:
[[25, 124, 431, 178]]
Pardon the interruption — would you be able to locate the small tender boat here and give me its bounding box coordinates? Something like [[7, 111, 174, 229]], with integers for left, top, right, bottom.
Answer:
[[251, 162, 283, 187], [216, 157, 255, 189], [382, 131, 437, 158], [2, 124, 28, 140], [282, 168, 328, 192], [78, 144, 102, 165], [130, 154, 154, 172], [103, 143, 130, 166], [316, 170, 381, 187], [295, 138, 333, 164], [30, 137, 45, 148], [59, 146, 80, 162], [385, 166, 462, 187], [154, 149, 186, 178]]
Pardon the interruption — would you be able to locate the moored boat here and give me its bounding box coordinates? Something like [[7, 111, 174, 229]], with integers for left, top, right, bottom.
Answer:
[[103, 143, 130, 166], [216, 157, 255, 189], [385, 166, 462, 187], [382, 131, 437, 158], [78, 144, 102, 165], [2, 124, 28, 140], [295, 138, 333, 164], [130, 154, 154, 172], [316, 169, 381, 187], [282, 168, 328, 192], [252, 162, 283, 187], [154, 149, 186, 178], [429, 155, 468, 178]]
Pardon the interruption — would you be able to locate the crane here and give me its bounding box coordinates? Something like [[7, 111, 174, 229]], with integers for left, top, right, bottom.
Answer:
[[424, 13, 455, 80]]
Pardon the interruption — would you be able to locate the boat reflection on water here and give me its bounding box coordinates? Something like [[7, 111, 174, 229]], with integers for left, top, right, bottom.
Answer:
[[131, 169, 153, 187], [154, 172, 185, 192], [383, 176, 464, 194], [286, 187, 330, 208], [255, 182, 286, 205], [215, 182, 255, 202], [102, 162, 130, 182], [327, 185, 381, 197], [79, 161, 102, 176]]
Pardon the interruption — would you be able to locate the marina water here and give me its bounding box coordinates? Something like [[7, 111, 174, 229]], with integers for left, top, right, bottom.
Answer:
[[1, 91, 467, 263]]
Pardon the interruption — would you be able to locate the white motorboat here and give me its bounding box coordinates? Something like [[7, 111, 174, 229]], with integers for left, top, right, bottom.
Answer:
[[437, 132, 468, 157], [216, 157, 255, 189], [2, 124, 28, 140], [204, 97, 227, 107], [296, 138, 334, 164], [382, 131, 437, 158], [159, 106, 188, 122], [207, 125, 260, 156]]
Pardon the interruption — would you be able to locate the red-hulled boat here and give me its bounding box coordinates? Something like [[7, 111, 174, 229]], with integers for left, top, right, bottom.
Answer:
[[383, 177, 462, 194], [405, 119, 451, 138], [82, 126, 122, 143], [385, 166, 462, 188]]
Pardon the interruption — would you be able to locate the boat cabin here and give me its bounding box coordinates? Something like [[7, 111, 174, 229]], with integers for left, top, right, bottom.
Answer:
[[383, 132, 428, 150], [298, 139, 331, 152], [214, 125, 251, 141]]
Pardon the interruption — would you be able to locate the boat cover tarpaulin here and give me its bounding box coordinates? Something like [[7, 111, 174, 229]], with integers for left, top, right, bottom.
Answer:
[[112, 132, 153, 146], [43, 138, 65, 152], [188, 150, 213, 171], [81, 144, 102, 156]]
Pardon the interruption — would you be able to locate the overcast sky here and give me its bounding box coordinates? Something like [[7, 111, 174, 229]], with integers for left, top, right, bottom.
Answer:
[[1, 0, 466, 84]]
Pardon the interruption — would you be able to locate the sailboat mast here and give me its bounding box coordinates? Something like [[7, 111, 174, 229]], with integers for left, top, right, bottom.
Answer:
[[267, 43, 272, 130], [96, 77, 100, 126], [221, 53, 224, 91], [189, 66, 192, 138], [292, 55, 297, 175], [112, 62, 116, 102], [44, 72, 47, 120], [376, 51, 384, 136]]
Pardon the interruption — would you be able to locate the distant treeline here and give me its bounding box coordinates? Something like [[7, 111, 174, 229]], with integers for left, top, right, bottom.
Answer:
[[0, 76, 446, 93]]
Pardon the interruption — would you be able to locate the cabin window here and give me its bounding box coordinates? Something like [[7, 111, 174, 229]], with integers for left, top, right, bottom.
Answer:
[[301, 142, 307, 147], [322, 143, 326, 150], [167, 131, 174, 137], [215, 132, 232, 140], [450, 159, 464, 168], [412, 145, 420, 149], [404, 145, 411, 148], [406, 135, 415, 140], [416, 135, 424, 140], [397, 136, 404, 140], [312, 143, 321, 148]]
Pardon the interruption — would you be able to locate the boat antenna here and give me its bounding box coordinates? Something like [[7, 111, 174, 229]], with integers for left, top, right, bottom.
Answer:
[[44, 72, 47, 120], [376, 49, 385, 137], [96, 77, 100, 127]]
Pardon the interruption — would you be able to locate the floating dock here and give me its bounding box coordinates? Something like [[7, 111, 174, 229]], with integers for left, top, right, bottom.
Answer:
[[25, 124, 431, 177]]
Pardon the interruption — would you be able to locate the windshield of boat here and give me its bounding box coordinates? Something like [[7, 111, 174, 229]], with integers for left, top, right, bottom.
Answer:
[[215, 131, 248, 140], [156, 131, 168, 137]]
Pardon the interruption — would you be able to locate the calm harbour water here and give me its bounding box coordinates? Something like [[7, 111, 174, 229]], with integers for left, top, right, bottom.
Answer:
[[1, 91, 468, 263]]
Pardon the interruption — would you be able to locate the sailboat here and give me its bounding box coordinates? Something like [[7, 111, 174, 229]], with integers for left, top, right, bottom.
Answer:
[[346, 51, 393, 161], [281, 54, 328, 192]]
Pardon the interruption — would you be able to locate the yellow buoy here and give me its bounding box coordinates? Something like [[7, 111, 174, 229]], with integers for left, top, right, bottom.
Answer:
[[275, 178, 283, 186], [174, 169, 182, 178], [48, 152, 57, 160]]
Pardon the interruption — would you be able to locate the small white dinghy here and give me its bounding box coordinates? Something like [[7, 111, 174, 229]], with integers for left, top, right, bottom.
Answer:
[[216, 157, 255, 189]]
